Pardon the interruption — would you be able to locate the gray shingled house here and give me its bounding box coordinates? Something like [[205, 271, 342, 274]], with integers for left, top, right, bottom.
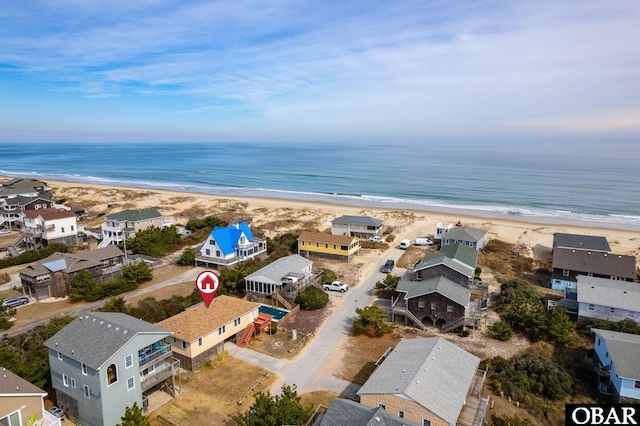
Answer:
[[592, 329, 640, 403], [44, 312, 179, 426], [410, 243, 478, 288], [357, 337, 490, 426], [576, 275, 640, 325], [441, 226, 488, 251], [244, 254, 321, 303], [315, 398, 420, 426], [330, 215, 384, 239]]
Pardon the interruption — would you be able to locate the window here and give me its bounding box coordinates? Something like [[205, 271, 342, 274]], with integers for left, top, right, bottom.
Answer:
[[333, 245, 337, 250], [628, 311, 635, 319], [71, 378, 76, 388], [398, 410, 405, 418], [58, 351, 63, 360], [301, 241, 305, 246], [63, 374, 69, 387], [635, 381, 640, 389], [209, 239, 214, 245], [218, 325, 226, 335], [61, 227, 65, 233], [610, 307, 616, 314], [0, 411, 20, 426], [181, 340, 187, 349], [125, 354, 133, 368], [198, 337, 203, 347], [341, 245, 348, 250], [82, 363, 87, 375], [431, 302, 436, 310], [127, 377, 135, 391], [234, 317, 242, 327], [417, 300, 425, 308], [107, 363, 118, 385], [423, 420, 431, 426], [447, 304, 454, 312], [216, 250, 220, 257], [71, 225, 74, 231], [173, 337, 177, 343], [378, 404, 385, 410], [562, 269, 570, 277], [316, 243, 319, 248], [325, 244, 329, 249], [597, 338, 601, 346], [588, 304, 595, 311], [84, 385, 90, 399], [206, 249, 210, 255]]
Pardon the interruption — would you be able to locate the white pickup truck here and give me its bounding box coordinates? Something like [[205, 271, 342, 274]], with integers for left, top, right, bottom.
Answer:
[[369, 235, 384, 242]]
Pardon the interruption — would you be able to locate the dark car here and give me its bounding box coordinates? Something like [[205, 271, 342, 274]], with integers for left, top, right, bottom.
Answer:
[[381, 259, 395, 273]]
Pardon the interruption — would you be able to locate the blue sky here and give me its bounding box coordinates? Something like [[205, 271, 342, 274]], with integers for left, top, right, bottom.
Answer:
[[1, 0, 639, 143]]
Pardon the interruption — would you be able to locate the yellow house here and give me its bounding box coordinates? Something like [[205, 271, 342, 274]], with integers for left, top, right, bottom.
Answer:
[[297, 231, 360, 262], [156, 295, 260, 371]]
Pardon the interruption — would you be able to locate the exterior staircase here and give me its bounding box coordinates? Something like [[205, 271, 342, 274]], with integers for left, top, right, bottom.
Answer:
[[236, 323, 256, 348], [273, 290, 294, 310], [442, 315, 466, 333], [98, 236, 113, 248]]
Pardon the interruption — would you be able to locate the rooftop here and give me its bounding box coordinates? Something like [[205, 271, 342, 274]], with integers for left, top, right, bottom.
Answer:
[[331, 215, 384, 227], [553, 233, 610, 252], [105, 208, 163, 222], [577, 275, 640, 312], [298, 231, 358, 245], [396, 276, 470, 307], [592, 329, 640, 380], [553, 248, 636, 279], [245, 254, 312, 285], [442, 226, 487, 243]]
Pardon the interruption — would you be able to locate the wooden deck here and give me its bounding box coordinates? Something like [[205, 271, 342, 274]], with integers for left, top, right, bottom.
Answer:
[[457, 369, 490, 426]]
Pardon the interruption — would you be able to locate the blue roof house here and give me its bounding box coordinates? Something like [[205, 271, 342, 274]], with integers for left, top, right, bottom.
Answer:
[[195, 222, 266, 267]]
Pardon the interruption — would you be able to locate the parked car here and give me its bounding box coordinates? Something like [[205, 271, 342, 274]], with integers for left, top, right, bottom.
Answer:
[[399, 239, 411, 249], [381, 259, 395, 273], [323, 281, 349, 292], [414, 237, 434, 246], [2, 297, 29, 308], [369, 235, 384, 242]]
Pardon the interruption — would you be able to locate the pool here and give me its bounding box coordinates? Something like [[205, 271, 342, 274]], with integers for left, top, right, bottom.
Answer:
[[259, 305, 290, 322]]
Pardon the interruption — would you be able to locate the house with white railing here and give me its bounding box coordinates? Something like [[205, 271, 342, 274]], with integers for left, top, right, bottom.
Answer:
[[100, 208, 172, 247], [195, 222, 266, 268], [0, 368, 61, 426], [45, 312, 180, 426], [23, 208, 78, 248]]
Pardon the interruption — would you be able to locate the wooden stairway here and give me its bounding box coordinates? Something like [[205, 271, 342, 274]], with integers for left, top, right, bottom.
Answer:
[[442, 315, 466, 333], [272, 290, 294, 310], [236, 323, 256, 348]]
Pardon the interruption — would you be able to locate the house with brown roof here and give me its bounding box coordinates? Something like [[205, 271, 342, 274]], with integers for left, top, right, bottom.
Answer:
[[0, 367, 61, 426], [551, 248, 636, 293], [19, 245, 124, 300], [157, 296, 262, 370], [297, 231, 360, 262], [2, 178, 51, 195], [23, 208, 78, 248]]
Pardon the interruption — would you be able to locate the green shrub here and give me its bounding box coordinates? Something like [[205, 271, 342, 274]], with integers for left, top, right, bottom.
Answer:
[[374, 274, 400, 290], [322, 269, 337, 284], [185, 216, 227, 232], [488, 320, 514, 341], [353, 305, 395, 337], [294, 286, 329, 310], [176, 247, 196, 265], [0, 243, 70, 269]]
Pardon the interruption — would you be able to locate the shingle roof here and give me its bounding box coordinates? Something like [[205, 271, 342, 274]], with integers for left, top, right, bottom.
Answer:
[[211, 222, 255, 256], [298, 231, 358, 246], [5, 195, 52, 206], [358, 337, 480, 426], [2, 178, 47, 188], [0, 368, 47, 397], [396, 276, 470, 308], [330, 215, 384, 227], [319, 398, 420, 426], [44, 312, 170, 370], [246, 255, 312, 285], [24, 208, 76, 220], [553, 233, 610, 252], [591, 329, 640, 380], [156, 296, 260, 343], [413, 243, 477, 277], [76, 245, 124, 261], [577, 275, 640, 312], [106, 208, 162, 222], [552, 248, 636, 279], [0, 187, 39, 197], [19, 246, 124, 277], [442, 226, 487, 243]]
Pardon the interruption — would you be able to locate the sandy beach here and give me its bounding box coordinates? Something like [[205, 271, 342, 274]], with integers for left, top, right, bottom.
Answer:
[[13, 177, 636, 267]]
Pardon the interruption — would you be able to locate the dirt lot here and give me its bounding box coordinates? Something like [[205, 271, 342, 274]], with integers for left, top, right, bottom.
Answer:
[[148, 353, 276, 426]]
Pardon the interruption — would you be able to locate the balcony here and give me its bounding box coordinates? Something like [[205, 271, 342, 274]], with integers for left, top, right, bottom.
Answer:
[[139, 342, 172, 369], [140, 358, 180, 392]]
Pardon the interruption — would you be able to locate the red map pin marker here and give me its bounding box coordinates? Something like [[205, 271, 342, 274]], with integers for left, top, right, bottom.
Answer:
[[196, 270, 220, 308]]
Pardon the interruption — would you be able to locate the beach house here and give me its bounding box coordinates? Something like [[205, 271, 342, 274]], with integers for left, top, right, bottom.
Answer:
[[592, 328, 640, 403], [357, 337, 490, 426], [576, 275, 640, 325], [1, 178, 51, 195], [434, 222, 453, 240], [441, 226, 488, 250], [157, 296, 263, 371], [553, 232, 611, 253], [314, 398, 421, 426], [330, 215, 384, 239], [410, 243, 478, 287], [44, 312, 179, 426], [195, 222, 266, 268], [393, 276, 471, 333], [297, 231, 360, 262], [244, 254, 321, 304], [550, 248, 636, 292], [0, 368, 61, 426], [100, 208, 172, 247], [23, 208, 78, 248], [0, 195, 56, 232], [19, 245, 124, 300]]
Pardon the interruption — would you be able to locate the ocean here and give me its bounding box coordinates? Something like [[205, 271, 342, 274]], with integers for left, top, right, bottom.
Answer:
[[1, 142, 639, 230]]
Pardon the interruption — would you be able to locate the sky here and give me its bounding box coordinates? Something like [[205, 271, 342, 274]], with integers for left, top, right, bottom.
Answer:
[[1, 0, 639, 144]]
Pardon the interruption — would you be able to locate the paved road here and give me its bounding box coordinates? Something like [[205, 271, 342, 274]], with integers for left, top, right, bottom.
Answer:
[[2, 267, 204, 337]]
